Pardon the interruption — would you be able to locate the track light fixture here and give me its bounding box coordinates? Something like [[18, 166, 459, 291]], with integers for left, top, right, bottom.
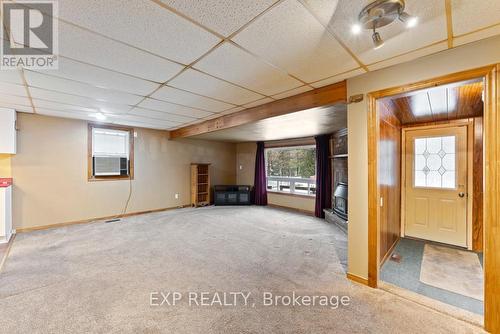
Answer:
[[372, 29, 384, 49], [355, 0, 418, 49]]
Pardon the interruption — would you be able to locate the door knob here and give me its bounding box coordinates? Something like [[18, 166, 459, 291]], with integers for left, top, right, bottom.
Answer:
[[458, 192, 465, 198]]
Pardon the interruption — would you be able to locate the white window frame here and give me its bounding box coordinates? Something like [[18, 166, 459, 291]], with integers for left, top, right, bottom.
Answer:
[[264, 145, 317, 197], [88, 124, 134, 181]]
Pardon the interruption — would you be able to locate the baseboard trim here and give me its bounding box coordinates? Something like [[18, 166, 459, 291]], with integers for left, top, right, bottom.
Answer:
[[347, 272, 369, 286], [380, 237, 400, 268], [16, 204, 191, 233], [267, 203, 314, 216]]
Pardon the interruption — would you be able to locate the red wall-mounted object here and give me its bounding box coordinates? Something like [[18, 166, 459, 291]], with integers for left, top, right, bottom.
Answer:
[[0, 178, 12, 187]]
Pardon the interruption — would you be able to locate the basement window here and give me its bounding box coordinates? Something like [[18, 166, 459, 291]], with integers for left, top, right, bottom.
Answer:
[[88, 124, 134, 181], [265, 145, 316, 196]]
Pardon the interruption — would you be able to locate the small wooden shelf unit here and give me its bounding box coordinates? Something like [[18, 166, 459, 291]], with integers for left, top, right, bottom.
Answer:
[[191, 163, 211, 207]]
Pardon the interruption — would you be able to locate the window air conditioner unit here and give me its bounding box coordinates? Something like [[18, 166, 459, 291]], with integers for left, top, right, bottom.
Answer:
[[93, 156, 128, 176]]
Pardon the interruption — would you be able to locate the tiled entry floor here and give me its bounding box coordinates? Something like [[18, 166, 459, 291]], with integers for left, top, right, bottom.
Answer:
[[380, 238, 483, 315]]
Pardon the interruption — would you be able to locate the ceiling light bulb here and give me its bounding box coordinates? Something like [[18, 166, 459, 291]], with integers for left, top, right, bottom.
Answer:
[[372, 31, 384, 49], [351, 24, 361, 34], [91, 112, 107, 121], [406, 16, 418, 28], [399, 12, 418, 28]]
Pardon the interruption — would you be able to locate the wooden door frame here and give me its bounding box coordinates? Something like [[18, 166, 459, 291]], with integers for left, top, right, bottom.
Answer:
[[367, 65, 499, 332], [400, 120, 474, 249]]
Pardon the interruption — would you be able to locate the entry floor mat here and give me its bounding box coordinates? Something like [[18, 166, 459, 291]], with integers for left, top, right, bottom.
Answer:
[[420, 244, 483, 301], [380, 238, 483, 315]]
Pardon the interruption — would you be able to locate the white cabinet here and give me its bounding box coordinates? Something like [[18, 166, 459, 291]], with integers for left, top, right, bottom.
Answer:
[[0, 180, 12, 243], [0, 108, 16, 154]]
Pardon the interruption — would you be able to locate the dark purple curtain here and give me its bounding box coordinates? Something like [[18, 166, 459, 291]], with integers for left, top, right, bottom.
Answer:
[[315, 135, 332, 218], [253, 141, 268, 206]]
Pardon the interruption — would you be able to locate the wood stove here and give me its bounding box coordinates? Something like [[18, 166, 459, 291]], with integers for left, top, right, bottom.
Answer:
[[333, 182, 348, 220]]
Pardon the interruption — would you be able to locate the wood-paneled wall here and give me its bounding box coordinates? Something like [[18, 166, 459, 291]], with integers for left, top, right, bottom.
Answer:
[[378, 101, 402, 265], [472, 117, 483, 251]]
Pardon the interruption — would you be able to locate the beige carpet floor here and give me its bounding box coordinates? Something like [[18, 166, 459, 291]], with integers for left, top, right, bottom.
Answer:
[[420, 244, 484, 301], [0, 206, 484, 333]]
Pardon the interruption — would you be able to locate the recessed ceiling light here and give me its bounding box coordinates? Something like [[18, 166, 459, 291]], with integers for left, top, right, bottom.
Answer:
[[351, 24, 361, 34]]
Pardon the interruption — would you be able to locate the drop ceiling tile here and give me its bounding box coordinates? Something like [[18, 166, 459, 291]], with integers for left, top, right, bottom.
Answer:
[[219, 106, 245, 115], [32, 99, 97, 113], [52, 0, 221, 64], [310, 68, 366, 88], [232, 0, 358, 83], [0, 82, 28, 97], [25, 71, 144, 105], [150, 85, 234, 112], [130, 107, 195, 123], [454, 26, 500, 47], [195, 42, 303, 95], [202, 112, 224, 121], [36, 108, 93, 122], [32, 58, 159, 96], [326, 0, 447, 65], [114, 114, 178, 129], [56, 22, 183, 83], [272, 86, 313, 100], [138, 97, 214, 118], [169, 69, 264, 105], [301, 0, 340, 27], [111, 120, 171, 130], [158, 0, 275, 37], [367, 42, 448, 72], [29, 87, 132, 114], [0, 103, 33, 113], [243, 97, 274, 108], [0, 93, 31, 107], [0, 70, 23, 85], [451, 0, 500, 36]]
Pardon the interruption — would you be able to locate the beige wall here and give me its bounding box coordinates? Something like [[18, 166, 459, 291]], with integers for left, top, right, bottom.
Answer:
[[347, 35, 500, 279], [0, 154, 11, 177], [236, 142, 315, 213], [11, 113, 236, 229]]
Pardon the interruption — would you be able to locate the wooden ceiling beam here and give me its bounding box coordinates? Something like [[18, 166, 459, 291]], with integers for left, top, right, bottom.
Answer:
[[170, 80, 347, 139]]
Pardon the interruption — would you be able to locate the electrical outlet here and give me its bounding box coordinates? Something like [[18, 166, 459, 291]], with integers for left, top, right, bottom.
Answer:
[[175, 193, 179, 199], [239, 165, 243, 170], [134, 131, 138, 138]]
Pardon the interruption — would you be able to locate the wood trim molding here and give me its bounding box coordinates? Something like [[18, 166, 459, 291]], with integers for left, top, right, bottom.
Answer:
[[483, 64, 499, 333], [444, 0, 454, 48], [170, 81, 347, 138], [346, 272, 369, 286], [367, 64, 499, 332], [379, 237, 400, 268], [370, 66, 496, 99], [15, 205, 191, 233], [367, 94, 380, 288], [87, 123, 135, 182]]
